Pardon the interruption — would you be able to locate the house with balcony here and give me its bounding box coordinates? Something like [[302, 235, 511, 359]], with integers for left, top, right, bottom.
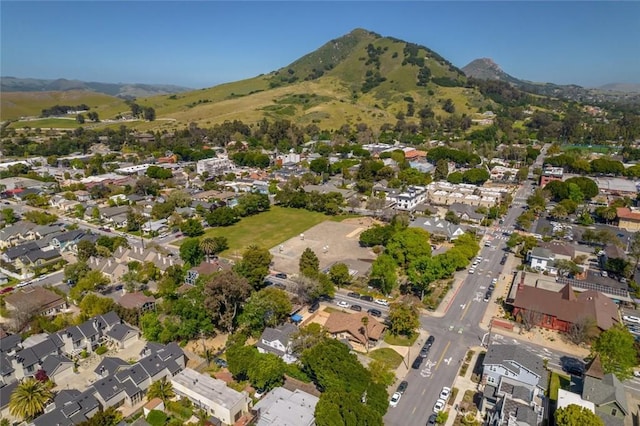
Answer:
[[256, 324, 298, 364]]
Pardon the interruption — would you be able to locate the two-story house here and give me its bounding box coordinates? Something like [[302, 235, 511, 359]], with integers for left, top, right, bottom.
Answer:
[[482, 344, 548, 426], [527, 247, 555, 273], [55, 312, 121, 357], [256, 324, 298, 364]]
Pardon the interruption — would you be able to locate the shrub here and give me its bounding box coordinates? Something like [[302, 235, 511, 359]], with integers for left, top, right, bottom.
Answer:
[[95, 346, 108, 355], [146, 410, 167, 426]]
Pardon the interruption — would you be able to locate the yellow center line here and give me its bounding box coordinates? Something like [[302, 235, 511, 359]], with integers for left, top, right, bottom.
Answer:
[[460, 299, 472, 321], [435, 341, 451, 370]]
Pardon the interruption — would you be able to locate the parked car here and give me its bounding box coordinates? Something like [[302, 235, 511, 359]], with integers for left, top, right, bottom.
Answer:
[[337, 300, 350, 309], [367, 308, 382, 317], [347, 292, 361, 298], [427, 414, 438, 425], [0, 287, 14, 295], [374, 298, 389, 306], [396, 380, 408, 394], [275, 273, 287, 279], [425, 335, 435, 348], [411, 357, 423, 369], [624, 315, 640, 324], [439, 387, 451, 400], [350, 304, 362, 312], [491, 278, 498, 285], [634, 370, 640, 378], [389, 392, 402, 407], [360, 295, 374, 302], [433, 399, 446, 413], [468, 268, 475, 274], [309, 302, 320, 313], [254, 388, 266, 399], [419, 345, 430, 358], [214, 358, 228, 368], [484, 291, 492, 302]]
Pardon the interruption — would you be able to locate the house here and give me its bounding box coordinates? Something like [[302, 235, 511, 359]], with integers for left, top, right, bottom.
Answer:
[[49, 195, 81, 212], [15, 246, 61, 272], [87, 256, 128, 283], [39, 354, 75, 384], [598, 244, 627, 270], [256, 324, 298, 364], [324, 312, 386, 348], [32, 388, 101, 426], [50, 230, 90, 251], [482, 344, 547, 426], [410, 217, 466, 241], [0, 221, 36, 249], [171, 368, 251, 425], [616, 207, 640, 231], [10, 334, 64, 381], [196, 157, 233, 177], [141, 219, 168, 234], [117, 292, 156, 313], [94, 357, 130, 379], [99, 205, 131, 223], [252, 387, 319, 426], [511, 283, 619, 333], [527, 247, 555, 272], [537, 241, 575, 261], [0, 381, 18, 420], [185, 260, 229, 285], [580, 355, 628, 426], [55, 312, 121, 356], [106, 323, 139, 349], [447, 203, 485, 223], [4, 287, 67, 325]]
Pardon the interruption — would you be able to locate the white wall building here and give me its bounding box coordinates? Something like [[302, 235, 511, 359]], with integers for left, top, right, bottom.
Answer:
[[197, 158, 233, 176]]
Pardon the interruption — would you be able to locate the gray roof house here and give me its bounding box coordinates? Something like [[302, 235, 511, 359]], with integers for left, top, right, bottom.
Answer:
[[106, 323, 139, 349], [527, 247, 555, 273], [0, 221, 37, 248], [256, 324, 298, 364], [581, 355, 628, 426], [32, 388, 101, 426], [252, 387, 319, 426], [410, 217, 467, 240], [447, 203, 485, 223], [94, 357, 130, 379], [482, 344, 548, 426]]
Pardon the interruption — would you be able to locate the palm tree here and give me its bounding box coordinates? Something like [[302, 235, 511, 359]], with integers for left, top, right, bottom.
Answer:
[[147, 378, 175, 404], [361, 316, 370, 354], [200, 237, 217, 261], [9, 378, 53, 421]]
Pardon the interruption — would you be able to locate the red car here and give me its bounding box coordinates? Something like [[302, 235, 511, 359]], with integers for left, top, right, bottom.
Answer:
[[0, 287, 14, 295]]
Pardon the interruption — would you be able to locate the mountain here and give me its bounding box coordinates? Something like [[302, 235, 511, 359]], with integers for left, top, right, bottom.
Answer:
[[462, 58, 640, 105], [129, 28, 488, 130], [0, 77, 192, 98]]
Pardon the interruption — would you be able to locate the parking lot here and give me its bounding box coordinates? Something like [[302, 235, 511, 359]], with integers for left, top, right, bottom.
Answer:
[[269, 219, 377, 277]]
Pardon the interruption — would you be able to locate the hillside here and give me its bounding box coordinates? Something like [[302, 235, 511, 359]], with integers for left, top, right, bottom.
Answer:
[[463, 58, 640, 105], [0, 90, 129, 122], [131, 29, 492, 131], [4, 29, 497, 130], [0, 77, 191, 99]]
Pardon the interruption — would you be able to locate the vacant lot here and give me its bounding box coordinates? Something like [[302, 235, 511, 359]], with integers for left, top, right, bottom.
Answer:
[[199, 207, 337, 258]]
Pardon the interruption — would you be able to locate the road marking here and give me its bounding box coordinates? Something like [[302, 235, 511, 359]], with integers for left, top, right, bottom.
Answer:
[[435, 341, 451, 370], [460, 299, 472, 320], [412, 406, 417, 415], [422, 388, 427, 396]]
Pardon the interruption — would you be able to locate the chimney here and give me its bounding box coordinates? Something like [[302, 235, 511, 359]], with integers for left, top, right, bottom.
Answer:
[[170, 259, 174, 266], [108, 260, 112, 267], [518, 272, 526, 290], [163, 257, 167, 265]]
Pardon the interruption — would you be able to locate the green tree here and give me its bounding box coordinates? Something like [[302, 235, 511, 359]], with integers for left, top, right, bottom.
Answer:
[[299, 247, 320, 278], [593, 324, 638, 380], [239, 287, 292, 335], [9, 378, 53, 421], [64, 260, 90, 284], [386, 228, 431, 268], [179, 238, 204, 266], [203, 270, 252, 333], [247, 353, 286, 390], [79, 294, 115, 318], [462, 168, 490, 185], [205, 206, 238, 227], [146, 378, 175, 404], [23, 210, 58, 225], [1, 208, 18, 224], [447, 171, 463, 184], [387, 302, 420, 336], [628, 232, 640, 271], [227, 344, 259, 380], [554, 404, 604, 426], [329, 263, 351, 287], [77, 239, 97, 262], [369, 254, 397, 294], [433, 159, 449, 181], [199, 237, 227, 260], [234, 245, 272, 289], [180, 218, 204, 237], [69, 270, 110, 302], [76, 407, 123, 426]]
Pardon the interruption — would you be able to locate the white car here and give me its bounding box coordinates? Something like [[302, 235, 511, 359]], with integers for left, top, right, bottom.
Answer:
[[623, 315, 640, 325], [491, 278, 498, 285], [374, 299, 389, 306], [439, 387, 451, 400], [337, 300, 350, 309], [433, 398, 446, 413], [634, 370, 640, 378], [468, 268, 475, 274], [389, 392, 402, 407]]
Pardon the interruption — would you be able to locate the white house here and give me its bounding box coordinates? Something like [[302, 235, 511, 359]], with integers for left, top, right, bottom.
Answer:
[[256, 324, 298, 364]]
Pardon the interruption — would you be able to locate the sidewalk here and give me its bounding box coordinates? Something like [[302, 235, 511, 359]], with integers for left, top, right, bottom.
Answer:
[[444, 346, 484, 426], [387, 328, 430, 393]]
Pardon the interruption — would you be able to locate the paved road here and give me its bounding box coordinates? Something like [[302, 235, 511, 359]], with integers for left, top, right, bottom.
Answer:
[[385, 147, 549, 426]]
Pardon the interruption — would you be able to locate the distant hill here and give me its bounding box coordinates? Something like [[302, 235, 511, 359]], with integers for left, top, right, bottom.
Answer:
[[0, 77, 192, 99], [462, 58, 640, 105]]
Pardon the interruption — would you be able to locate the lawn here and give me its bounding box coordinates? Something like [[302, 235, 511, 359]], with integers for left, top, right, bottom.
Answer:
[[549, 372, 571, 401], [384, 333, 418, 347], [369, 348, 404, 369], [194, 206, 342, 256]]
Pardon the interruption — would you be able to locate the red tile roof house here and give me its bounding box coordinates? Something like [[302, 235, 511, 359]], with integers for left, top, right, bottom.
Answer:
[[511, 283, 619, 333]]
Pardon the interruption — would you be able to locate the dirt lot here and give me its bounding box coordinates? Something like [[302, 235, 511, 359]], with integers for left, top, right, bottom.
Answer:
[[269, 220, 378, 277]]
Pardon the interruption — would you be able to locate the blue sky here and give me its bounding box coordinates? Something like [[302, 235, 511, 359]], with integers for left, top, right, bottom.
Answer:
[[2, 1, 639, 89]]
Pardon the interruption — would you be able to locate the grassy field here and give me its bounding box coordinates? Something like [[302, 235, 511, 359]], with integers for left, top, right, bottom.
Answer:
[[369, 348, 404, 369], [196, 206, 340, 256]]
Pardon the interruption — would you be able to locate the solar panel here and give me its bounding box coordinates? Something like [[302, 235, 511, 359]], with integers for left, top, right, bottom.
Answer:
[[556, 277, 628, 298]]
